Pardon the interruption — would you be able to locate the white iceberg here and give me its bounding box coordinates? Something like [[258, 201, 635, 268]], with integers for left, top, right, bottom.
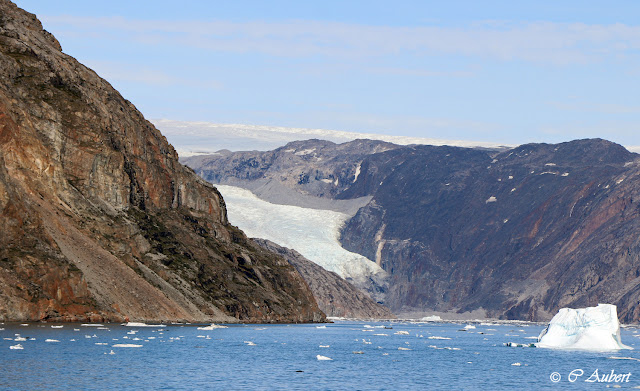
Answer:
[[537, 304, 632, 351], [316, 355, 332, 360], [123, 322, 166, 327], [196, 324, 228, 330]]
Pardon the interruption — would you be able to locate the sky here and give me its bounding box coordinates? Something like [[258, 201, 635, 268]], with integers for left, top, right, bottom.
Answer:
[[14, 0, 640, 148]]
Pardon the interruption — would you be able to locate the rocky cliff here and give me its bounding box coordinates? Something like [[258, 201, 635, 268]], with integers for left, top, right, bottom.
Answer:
[[0, 0, 325, 323], [187, 138, 640, 323], [253, 239, 394, 319]]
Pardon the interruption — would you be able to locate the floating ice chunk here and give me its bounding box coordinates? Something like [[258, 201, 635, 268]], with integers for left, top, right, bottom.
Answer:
[[112, 344, 143, 348], [14, 336, 27, 342], [609, 356, 640, 362], [464, 325, 476, 330], [486, 196, 497, 203], [9, 344, 23, 350], [124, 322, 166, 327], [244, 341, 257, 346], [316, 355, 332, 360], [51, 325, 63, 329], [511, 362, 522, 366], [428, 336, 451, 340], [45, 339, 60, 343], [316, 326, 327, 329], [395, 331, 410, 335], [421, 315, 442, 322], [319, 345, 330, 348], [197, 324, 228, 330], [81, 324, 104, 327], [397, 347, 412, 351], [537, 304, 632, 351]]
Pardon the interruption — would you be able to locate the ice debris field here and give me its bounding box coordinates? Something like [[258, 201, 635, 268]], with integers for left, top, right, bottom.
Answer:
[[2, 314, 640, 390]]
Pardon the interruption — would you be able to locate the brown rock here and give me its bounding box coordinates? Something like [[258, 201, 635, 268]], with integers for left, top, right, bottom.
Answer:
[[0, 0, 324, 323]]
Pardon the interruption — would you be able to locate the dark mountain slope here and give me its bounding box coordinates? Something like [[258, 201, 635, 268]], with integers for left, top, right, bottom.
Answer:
[[187, 137, 640, 322]]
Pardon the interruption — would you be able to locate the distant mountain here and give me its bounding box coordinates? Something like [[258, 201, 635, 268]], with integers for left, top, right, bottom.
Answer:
[[0, 1, 324, 323], [185, 138, 640, 322]]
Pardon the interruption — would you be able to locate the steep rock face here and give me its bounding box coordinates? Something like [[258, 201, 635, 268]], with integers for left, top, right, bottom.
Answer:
[[341, 141, 640, 322], [0, 1, 324, 323], [187, 138, 640, 323], [253, 239, 394, 319]]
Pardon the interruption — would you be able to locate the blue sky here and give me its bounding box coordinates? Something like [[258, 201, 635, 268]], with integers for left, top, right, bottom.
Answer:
[[15, 1, 640, 147]]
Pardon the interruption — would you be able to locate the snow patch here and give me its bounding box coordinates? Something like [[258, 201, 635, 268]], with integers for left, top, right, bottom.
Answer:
[[294, 148, 316, 156], [353, 163, 361, 183]]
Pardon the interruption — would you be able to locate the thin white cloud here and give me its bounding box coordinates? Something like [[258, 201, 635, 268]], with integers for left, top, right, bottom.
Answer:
[[83, 60, 223, 89], [42, 15, 640, 65], [547, 101, 640, 114]]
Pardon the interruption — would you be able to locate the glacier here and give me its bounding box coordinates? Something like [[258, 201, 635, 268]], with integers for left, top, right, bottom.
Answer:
[[537, 304, 632, 351], [216, 185, 387, 300]]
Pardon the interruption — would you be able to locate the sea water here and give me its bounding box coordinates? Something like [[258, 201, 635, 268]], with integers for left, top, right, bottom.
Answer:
[[1, 321, 639, 390]]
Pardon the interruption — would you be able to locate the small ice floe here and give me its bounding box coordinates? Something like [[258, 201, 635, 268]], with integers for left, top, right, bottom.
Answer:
[[503, 342, 535, 348], [319, 345, 330, 348], [127, 331, 137, 335], [244, 341, 257, 346], [81, 324, 104, 327], [124, 322, 165, 328], [14, 336, 27, 342], [316, 355, 332, 361], [197, 324, 228, 330], [51, 325, 63, 329], [95, 343, 108, 346], [394, 331, 410, 335], [444, 347, 461, 351], [398, 347, 412, 351], [428, 336, 451, 340], [316, 326, 327, 329], [511, 363, 522, 366], [464, 325, 476, 330], [20, 324, 28, 327], [104, 350, 116, 355], [45, 339, 60, 343], [112, 344, 143, 348], [97, 327, 109, 330], [73, 329, 80, 331], [352, 351, 364, 354], [373, 334, 388, 336], [9, 344, 23, 350], [608, 356, 640, 362], [537, 304, 632, 351], [421, 315, 442, 322]]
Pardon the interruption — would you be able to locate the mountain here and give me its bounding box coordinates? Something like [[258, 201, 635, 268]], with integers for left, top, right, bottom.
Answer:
[[185, 138, 640, 322], [0, 1, 324, 323], [253, 239, 394, 319]]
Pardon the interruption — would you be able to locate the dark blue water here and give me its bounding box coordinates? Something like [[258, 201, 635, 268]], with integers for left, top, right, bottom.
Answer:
[[1, 321, 639, 390]]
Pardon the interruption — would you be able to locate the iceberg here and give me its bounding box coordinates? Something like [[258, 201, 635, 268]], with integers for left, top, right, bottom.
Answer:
[[537, 304, 632, 351], [196, 324, 228, 330]]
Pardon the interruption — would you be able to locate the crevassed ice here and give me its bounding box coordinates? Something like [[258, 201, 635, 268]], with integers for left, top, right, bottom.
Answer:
[[537, 304, 632, 351], [216, 185, 386, 284]]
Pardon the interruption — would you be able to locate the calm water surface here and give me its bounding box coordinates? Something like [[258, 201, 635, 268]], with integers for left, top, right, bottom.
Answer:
[[1, 320, 639, 390]]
